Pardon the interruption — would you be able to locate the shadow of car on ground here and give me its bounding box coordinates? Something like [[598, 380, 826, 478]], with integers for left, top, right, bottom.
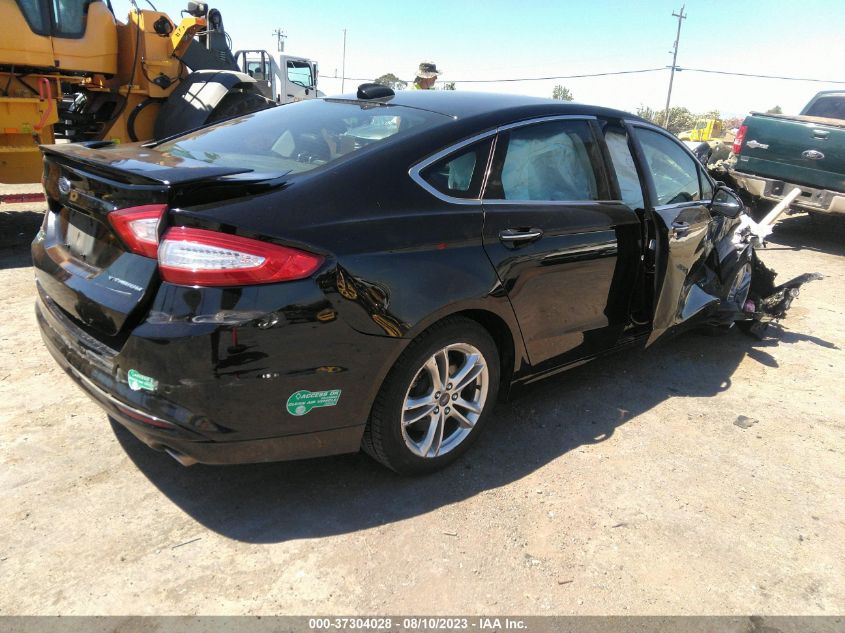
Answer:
[[113, 323, 837, 544], [765, 213, 844, 257], [0, 209, 42, 253]]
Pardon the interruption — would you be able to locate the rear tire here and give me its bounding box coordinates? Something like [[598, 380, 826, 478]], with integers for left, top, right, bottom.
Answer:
[[362, 317, 500, 475]]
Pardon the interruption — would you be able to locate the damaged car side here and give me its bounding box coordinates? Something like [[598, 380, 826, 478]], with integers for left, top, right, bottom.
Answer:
[[32, 91, 817, 475]]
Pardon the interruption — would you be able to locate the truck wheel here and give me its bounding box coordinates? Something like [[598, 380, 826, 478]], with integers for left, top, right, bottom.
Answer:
[[362, 318, 500, 475], [207, 91, 273, 124]]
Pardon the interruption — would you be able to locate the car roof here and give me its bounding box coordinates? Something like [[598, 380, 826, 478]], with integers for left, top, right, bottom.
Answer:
[[329, 89, 639, 123]]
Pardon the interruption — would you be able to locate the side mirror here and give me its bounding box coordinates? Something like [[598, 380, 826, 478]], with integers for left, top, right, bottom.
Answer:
[[710, 185, 744, 219]]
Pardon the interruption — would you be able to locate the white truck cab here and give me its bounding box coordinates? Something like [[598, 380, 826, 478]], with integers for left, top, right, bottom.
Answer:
[[234, 50, 319, 103]]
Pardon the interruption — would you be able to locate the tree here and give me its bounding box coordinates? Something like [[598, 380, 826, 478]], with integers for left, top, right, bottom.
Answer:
[[635, 105, 656, 121], [373, 73, 407, 91], [552, 85, 574, 101], [766, 105, 783, 114]]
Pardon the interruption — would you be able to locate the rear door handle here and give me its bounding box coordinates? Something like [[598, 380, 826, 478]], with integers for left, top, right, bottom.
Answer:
[[498, 228, 544, 244], [671, 220, 690, 237]]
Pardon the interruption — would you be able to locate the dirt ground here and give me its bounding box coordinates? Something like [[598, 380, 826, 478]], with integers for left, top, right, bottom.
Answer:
[[0, 200, 843, 616]]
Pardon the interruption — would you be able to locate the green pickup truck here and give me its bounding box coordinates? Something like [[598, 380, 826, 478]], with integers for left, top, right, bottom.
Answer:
[[730, 91, 845, 216]]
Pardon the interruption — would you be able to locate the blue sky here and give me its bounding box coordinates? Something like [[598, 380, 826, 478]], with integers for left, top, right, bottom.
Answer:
[[118, 0, 844, 117]]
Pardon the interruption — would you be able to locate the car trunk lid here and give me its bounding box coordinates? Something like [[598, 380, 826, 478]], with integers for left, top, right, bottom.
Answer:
[[32, 142, 278, 338]]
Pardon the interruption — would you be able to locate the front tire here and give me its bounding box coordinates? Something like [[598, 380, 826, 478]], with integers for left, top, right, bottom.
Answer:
[[363, 318, 500, 475]]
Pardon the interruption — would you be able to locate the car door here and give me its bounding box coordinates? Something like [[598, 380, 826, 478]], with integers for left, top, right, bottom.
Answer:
[[481, 116, 643, 372], [628, 124, 716, 345]]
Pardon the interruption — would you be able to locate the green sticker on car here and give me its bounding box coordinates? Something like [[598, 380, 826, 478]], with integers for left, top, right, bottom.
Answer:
[[286, 389, 342, 416], [127, 369, 158, 392]]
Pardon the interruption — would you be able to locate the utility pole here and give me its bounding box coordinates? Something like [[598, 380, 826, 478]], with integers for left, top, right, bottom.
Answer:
[[272, 28, 286, 53], [663, 5, 686, 128], [341, 29, 347, 92]]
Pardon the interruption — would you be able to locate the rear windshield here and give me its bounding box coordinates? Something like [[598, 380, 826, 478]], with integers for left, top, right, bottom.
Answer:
[[803, 96, 845, 120], [155, 99, 450, 175]]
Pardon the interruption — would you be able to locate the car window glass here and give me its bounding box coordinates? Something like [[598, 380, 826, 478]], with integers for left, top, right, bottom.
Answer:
[[287, 60, 313, 88], [604, 128, 645, 209], [419, 140, 491, 199], [51, 0, 90, 36], [16, 0, 48, 34], [635, 128, 701, 205], [699, 166, 714, 200], [803, 96, 845, 120], [489, 120, 599, 201], [156, 100, 450, 175]]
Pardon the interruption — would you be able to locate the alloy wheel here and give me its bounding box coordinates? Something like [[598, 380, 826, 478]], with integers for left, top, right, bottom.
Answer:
[[400, 343, 489, 458]]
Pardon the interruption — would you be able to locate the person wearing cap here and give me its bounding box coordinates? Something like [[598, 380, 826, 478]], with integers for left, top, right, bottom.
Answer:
[[410, 61, 442, 90]]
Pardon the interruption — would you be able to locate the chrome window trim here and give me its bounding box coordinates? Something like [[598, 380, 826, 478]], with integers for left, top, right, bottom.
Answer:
[[496, 114, 597, 133], [408, 114, 598, 205], [482, 199, 624, 207], [408, 130, 497, 206]]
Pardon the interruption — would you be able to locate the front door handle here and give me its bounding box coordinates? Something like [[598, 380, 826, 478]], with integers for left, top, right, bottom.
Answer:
[[499, 228, 544, 244], [671, 220, 690, 237]]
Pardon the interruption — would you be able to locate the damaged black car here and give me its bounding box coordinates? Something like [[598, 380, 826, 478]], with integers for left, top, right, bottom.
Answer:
[[31, 88, 816, 475]]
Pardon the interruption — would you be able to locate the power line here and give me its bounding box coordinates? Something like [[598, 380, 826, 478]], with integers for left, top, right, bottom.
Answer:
[[430, 68, 668, 83], [319, 67, 665, 84], [318, 66, 845, 86], [677, 67, 845, 84]]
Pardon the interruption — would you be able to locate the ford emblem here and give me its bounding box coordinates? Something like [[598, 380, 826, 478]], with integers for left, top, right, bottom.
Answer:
[[57, 176, 72, 195], [802, 149, 825, 160]]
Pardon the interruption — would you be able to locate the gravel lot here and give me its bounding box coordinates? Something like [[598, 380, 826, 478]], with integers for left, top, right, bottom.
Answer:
[[0, 200, 843, 615]]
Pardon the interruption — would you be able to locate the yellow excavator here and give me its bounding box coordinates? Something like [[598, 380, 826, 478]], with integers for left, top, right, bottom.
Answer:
[[0, 0, 275, 183]]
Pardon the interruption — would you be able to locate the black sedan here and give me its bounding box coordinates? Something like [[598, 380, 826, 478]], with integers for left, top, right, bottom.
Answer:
[[32, 87, 810, 474]]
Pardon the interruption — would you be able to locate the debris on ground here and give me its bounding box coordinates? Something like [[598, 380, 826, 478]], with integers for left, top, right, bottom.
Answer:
[[734, 415, 759, 429]]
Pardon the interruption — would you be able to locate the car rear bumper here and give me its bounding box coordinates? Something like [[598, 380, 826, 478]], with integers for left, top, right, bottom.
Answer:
[[730, 169, 845, 215], [34, 285, 388, 465]]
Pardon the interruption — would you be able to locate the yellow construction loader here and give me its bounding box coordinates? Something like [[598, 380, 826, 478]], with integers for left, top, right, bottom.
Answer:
[[678, 118, 722, 142], [0, 0, 275, 183]]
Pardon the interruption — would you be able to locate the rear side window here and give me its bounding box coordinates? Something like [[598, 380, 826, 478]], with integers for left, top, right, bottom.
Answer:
[[485, 120, 603, 201], [635, 128, 701, 205], [156, 99, 450, 175], [419, 139, 492, 199], [803, 96, 845, 120]]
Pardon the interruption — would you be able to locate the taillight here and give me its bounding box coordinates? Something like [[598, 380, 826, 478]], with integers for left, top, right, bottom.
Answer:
[[732, 124, 748, 155], [108, 204, 166, 258], [158, 227, 324, 287]]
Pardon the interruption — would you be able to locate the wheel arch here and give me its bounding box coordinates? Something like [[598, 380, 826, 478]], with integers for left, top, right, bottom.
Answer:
[[379, 304, 527, 403], [452, 309, 517, 398], [152, 70, 265, 140]]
